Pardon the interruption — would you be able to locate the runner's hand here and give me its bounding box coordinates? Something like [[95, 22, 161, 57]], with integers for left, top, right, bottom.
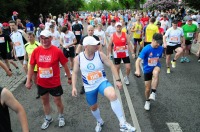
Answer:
[[25, 81, 32, 89], [132, 53, 135, 59], [134, 71, 141, 78], [23, 64, 27, 71], [164, 44, 167, 48], [68, 79, 72, 85], [6, 70, 12, 77], [196, 51, 200, 57], [72, 88, 77, 97], [116, 81, 123, 90]]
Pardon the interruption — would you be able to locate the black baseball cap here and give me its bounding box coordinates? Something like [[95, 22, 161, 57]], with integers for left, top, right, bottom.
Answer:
[[153, 33, 163, 45]]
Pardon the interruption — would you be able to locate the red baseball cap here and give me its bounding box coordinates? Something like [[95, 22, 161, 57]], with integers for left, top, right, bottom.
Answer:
[[2, 22, 9, 27], [13, 11, 18, 15]]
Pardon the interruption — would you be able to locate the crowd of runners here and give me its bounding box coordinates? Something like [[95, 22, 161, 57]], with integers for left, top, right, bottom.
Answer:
[[0, 8, 200, 132]]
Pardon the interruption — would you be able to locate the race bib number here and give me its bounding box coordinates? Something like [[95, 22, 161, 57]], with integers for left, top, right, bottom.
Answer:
[[115, 46, 127, 52], [87, 71, 103, 84], [0, 37, 5, 43], [64, 37, 69, 43], [39, 67, 53, 78], [170, 36, 178, 42], [75, 31, 81, 35], [14, 42, 21, 46], [187, 32, 193, 38], [136, 30, 141, 34], [148, 57, 159, 66]]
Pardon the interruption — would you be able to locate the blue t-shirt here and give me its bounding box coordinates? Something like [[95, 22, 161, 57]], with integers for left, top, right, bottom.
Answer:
[[26, 22, 34, 32], [139, 44, 163, 73]]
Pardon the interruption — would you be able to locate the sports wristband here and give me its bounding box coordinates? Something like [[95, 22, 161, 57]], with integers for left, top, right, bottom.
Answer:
[[116, 79, 121, 82]]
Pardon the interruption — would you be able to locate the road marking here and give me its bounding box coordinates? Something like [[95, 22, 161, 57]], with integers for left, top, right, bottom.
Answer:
[[167, 122, 183, 132], [119, 70, 141, 132]]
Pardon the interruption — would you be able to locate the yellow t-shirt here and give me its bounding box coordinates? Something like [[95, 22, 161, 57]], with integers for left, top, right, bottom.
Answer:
[[133, 23, 143, 39], [145, 24, 159, 42], [122, 27, 127, 33], [25, 41, 40, 71]]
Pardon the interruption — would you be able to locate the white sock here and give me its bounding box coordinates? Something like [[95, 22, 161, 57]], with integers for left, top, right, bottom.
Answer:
[[110, 99, 126, 125], [91, 108, 103, 123], [45, 115, 52, 120], [58, 113, 64, 118]]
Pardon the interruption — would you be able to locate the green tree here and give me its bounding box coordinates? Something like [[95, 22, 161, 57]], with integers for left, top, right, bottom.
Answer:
[[183, 0, 200, 10]]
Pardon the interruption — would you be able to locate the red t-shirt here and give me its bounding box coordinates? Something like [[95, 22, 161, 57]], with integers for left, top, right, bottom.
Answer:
[[101, 15, 106, 24], [158, 27, 164, 34], [141, 17, 149, 26], [30, 45, 68, 88], [114, 16, 120, 22]]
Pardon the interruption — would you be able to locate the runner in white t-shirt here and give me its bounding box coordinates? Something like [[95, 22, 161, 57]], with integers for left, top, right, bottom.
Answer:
[[60, 26, 77, 75], [50, 25, 60, 48], [94, 24, 106, 47], [160, 16, 169, 33]]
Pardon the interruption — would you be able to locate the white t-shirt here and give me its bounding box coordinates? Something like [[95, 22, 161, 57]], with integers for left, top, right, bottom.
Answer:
[[96, 17, 101, 24], [45, 22, 51, 30], [57, 17, 63, 26], [60, 31, 76, 47], [51, 31, 60, 47], [165, 27, 184, 46], [106, 25, 116, 36], [196, 15, 200, 24], [10, 31, 25, 57], [94, 30, 105, 45], [160, 20, 169, 32]]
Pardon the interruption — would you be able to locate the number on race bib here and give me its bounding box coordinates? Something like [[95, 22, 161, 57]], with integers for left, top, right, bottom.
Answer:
[[39, 67, 53, 78]]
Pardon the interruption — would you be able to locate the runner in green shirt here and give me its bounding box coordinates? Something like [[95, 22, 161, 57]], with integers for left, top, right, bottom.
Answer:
[[181, 17, 198, 62]]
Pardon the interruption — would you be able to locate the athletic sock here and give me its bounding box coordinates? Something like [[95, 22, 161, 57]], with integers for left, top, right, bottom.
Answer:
[[110, 99, 126, 125], [151, 89, 156, 93], [91, 108, 103, 124], [45, 115, 52, 120], [58, 113, 64, 118]]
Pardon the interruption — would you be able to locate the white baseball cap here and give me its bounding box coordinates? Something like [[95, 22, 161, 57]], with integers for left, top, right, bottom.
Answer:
[[50, 19, 55, 23], [40, 30, 52, 37], [115, 22, 122, 27], [83, 36, 100, 46]]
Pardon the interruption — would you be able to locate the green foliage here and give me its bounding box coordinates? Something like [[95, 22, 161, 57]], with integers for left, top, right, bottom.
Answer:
[[0, 0, 84, 24], [183, 0, 200, 10]]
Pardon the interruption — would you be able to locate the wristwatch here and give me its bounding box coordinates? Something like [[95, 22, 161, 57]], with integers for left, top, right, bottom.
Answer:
[[116, 79, 121, 82]]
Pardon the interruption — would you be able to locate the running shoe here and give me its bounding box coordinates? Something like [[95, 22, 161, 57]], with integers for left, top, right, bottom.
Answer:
[[149, 92, 156, 101], [70, 69, 73, 74], [41, 117, 53, 130], [184, 57, 190, 63], [180, 57, 185, 63], [95, 121, 104, 132], [120, 122, 136, 132], [198, 58, 200, 63], [124, 76, 130, 85], [80, 86, 85, 94], [171, 60, 176, 68], [144, 101, 150, 111], [167, 67, 171, 74], [58, 117, 65, 127]]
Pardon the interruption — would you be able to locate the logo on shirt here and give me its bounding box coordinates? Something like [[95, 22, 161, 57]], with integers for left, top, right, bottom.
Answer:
[[87, 63, 95, 70], [149, 52, 153, 57], [39, 55, 52, 62]]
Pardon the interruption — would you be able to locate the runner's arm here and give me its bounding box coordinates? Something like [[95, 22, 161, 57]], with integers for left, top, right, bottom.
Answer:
[[72, 56, 80, 89], [99, 52, 120, 80], [66, 38, 77, 47], [75, 44, 83, 54], [135, 57, 142, 76], [126, 34, 134, 54], [21, 30, 28, 42], [107, 35, 113, 56], [1, 88, 29, 132]]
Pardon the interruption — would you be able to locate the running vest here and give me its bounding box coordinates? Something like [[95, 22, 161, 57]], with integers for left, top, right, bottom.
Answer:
[[79, 51, 107, 92], [113, 32, 128, 58], [10, 31, 25, 57], [133, 22, 142, 39], [0, 88, 12, 132]]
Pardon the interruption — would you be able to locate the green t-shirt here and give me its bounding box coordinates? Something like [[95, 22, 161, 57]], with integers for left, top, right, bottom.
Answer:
[[182, 24, 197, 40]]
